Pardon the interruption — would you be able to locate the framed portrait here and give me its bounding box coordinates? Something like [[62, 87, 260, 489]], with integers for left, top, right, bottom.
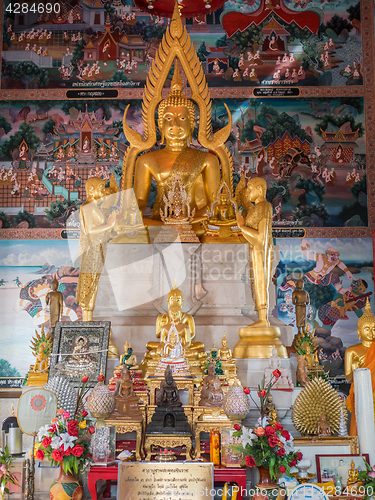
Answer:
[[316, 454, 369, 487], [49, 321, 111, 388]]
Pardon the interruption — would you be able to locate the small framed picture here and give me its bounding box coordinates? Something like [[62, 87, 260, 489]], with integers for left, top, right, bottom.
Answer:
[[49, 321, 110, 388], [316, 454, 369, 487]]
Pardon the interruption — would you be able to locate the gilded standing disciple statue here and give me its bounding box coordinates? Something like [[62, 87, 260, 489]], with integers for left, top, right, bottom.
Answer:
[[345, 298, 375, 435], [234, 177, 287, 358], [76, 177, 116, 321], [292, 279, 310, 334], [121, 2, 233, 228], [46, 277, 63, 335]]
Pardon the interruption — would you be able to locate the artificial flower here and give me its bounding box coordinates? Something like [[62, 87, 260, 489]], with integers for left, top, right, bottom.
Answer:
[[81, 376, 89, 383], [35, 449, 45, 460], [59, 433, 77, 451], [277, 448, 286, 456], [241, 426, 256, 447], [273, 369, 281, 379], [275, 422, 283, 431], [62, 411, 70, 419], [281, 429, 291, 440], [51, 418, 58, 423], [0, 465, 7, 476], [233, 424, 241, 431], [257, 390, 266, 398], [57, 409, 64, 414], [37, 424, 51, 442], [243, 387, 250, 395], [51, 449, 63, 462], [81, 410, 88, 418], [254, 427, 265, 437], [245, 455, 255, 467], [268, 435, 279, 448], [51, 436, 62, 450], [79, 420, 87, 429], [290, 459, 297, 466], [42, 436, 51, 448], [279, 466, 286, 473], [297, 452, 303, 461], [265, 426, 275, 436], [71, 445, 84, 458], [88, 426, 95, 434]]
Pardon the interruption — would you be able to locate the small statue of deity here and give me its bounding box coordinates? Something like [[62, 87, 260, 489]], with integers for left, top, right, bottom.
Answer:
[[265, 395, 278, 423], [26, 326, 53, 386], [45, 277, 63, 335], [218, 333, 232, 361], [119, 341, 138, 370], [156, 366, 181, 407], [108, 365, 142, 421], [199, 363, 224, 407], [346, 460, 363, 493], [292, 279, 310, 334], [317, 411, 331, 437], [296, 354, 310, 387], [264, 347, 293, 389]]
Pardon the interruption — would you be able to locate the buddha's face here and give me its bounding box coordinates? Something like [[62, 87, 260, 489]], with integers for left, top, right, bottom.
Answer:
[[169, 305, 181, 322], [358, 322, 375, 341], [168, 293, 183, 307], [162, 105, 191, 144], [220, 193, 228, 204]]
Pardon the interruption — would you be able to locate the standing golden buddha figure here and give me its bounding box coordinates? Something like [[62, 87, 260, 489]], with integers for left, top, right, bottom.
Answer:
[[121, 1, 233, 230], [345, 298, 375, 435], [76, 177, 116, 321], [234, 177, 287, 358]]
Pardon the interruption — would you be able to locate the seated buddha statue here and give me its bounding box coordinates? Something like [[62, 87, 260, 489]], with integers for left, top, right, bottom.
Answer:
[[142, 282, 206, 378], [347, 460, 363, 492], [108, 365, 142, 421], [317, 411, 331, 437], [133, 66, 221, 224], [119, 341, 139, 370], [345, 298, 375, 435], [199, 363, 224, 407]]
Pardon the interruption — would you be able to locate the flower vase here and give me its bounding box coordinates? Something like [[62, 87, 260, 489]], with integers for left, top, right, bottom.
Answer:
[[251, 467, 279, 500], [49, 464, 83, 500]]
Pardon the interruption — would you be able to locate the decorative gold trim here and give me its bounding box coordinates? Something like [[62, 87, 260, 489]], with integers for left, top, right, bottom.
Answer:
[[293, 436, 359, 455]]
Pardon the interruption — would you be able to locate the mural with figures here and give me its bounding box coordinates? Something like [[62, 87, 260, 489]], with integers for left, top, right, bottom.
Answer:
[[2, 0, 362, 89], [277, 237, 374, 377], [0, 96, 366, 229]]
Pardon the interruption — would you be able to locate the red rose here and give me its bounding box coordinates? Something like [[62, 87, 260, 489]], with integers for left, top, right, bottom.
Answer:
[[297, 452, 303, 461], [42, 436, 51, 448], [233, 424, 241, 431], [35, 449, 45, 460], [273, 369, 281, 379], [290, 459, 297, 467], [275, 422, 283, 431], [88, 426, 95, 434], [279, 466, 286, 473], [51, 449, 63, 462], [81, 376, 89, 383], [277, 448, 286, 456], [268, 435, 279, 448], [81, 410, 88, 418], [243, 387, 250, 395], [281, 430, 291, 441], [265, 426, 275, 436], [60, 445, 71, 456], [245, 455, 256, 467], [71, 445, 84, 458], [67, 420, 79, 437]]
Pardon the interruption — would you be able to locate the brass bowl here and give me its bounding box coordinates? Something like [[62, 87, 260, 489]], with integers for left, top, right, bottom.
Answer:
[[290, 472, 316, 484]]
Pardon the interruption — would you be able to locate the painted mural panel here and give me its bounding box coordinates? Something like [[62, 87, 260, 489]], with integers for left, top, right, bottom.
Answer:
[[0, 239, 79, 383], [277, 237, 373, 377], [1, 0, 362, 89], [0, 96, 365, 230]]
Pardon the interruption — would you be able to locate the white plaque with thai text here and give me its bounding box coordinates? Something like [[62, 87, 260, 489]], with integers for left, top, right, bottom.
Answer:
[[117, 462, 214, 500]]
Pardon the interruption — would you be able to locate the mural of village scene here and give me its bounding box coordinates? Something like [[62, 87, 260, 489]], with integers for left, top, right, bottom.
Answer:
[[1, 0, 362, 89], [0, 239, 80, 380], [276, 237, 374, 378], [0, 95, 366, 229]]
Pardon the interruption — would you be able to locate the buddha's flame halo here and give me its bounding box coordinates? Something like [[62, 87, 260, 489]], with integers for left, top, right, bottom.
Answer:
[[121, 1, 233, 194]]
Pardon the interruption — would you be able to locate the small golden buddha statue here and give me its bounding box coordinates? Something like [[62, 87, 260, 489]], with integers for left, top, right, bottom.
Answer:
[[218, 332, 232, 361], [345, 298, 375, 435], [121, 3, 233, 232], [265, 395, 278, 423], [26, 326, 53, 386], [141, 281, 206, 378], [217, 332, 237, 383], [76, 177, 116, 321], [45, 277, 63, 336], [234, 177, 287, 358], [347, 460, 363, 493], [202, 182, 243, 242], [317, 411, 331, 437]]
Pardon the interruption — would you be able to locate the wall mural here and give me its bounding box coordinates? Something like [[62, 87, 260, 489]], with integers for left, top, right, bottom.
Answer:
[[277, 237, 374, 377], [2, 0, 362, 89], [0, 96, 366, 229]]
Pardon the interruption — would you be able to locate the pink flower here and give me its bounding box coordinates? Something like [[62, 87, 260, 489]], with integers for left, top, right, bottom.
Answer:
[[62, 411, 70, 419], [0, 464, 7, 477], [368, 471, 375, 478]]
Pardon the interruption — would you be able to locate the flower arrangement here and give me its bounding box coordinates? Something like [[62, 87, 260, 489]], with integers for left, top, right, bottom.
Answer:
[[35, 376, 95, 475], [358, 459, 375, 500], [232, 421, 303, 480], [247, 371, 281, 422], [0, 446, 19, 498]]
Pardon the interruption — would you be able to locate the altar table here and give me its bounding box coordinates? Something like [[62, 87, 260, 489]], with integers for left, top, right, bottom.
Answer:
[[88, 464, 247, 500]]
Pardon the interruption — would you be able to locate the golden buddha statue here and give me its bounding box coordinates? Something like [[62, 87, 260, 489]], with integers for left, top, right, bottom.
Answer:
[[26, 326, 53, 386], [218, 332, 232, 361], [345, 298, 375, 435], [265, 395, 278, 423], [121, 2, 233, 230], [234, 177, 287, 358], [217, 332, 237, 382], [347, 460, 363, 492], [76, 177, 116, 321], [141, 281, 206, 379], [119, 341, 139, 370]]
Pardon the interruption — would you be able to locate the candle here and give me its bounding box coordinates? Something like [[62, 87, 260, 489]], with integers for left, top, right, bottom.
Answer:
[[353, 368, 375, 465]]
